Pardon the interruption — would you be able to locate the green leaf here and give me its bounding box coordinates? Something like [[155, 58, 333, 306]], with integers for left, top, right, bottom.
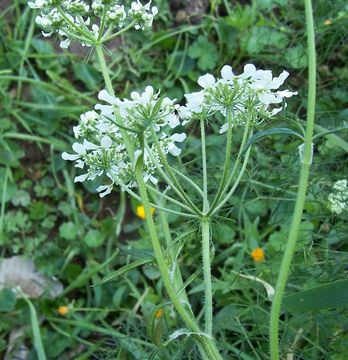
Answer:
[[84, 229, 105, 248], [246, 27, 289, 54], [0, 289, 16, 312], [72, 63, 102, 91], [98, 258, 153, 285], [283, 279, 348, 312], [59, 222, 79, 241], [11, 189, 31, 207], [23, 295, 47, 360], [29, 201, 48, 220], [243, 127, 303, 153], [188, 35, 218, 71], [284, 46, 308, 69]]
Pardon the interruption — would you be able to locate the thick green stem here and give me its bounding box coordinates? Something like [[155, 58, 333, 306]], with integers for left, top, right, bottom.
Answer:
[[201, 219, 213, 336], [135, 168, 197, 328], [200, 118, 209, 212], [269, 0, 316, 358], [135, 163, 222, 360], [95, 44, 134, 159], [95, 45, 114, 95], [200, 119, 214, 336], [157, 198, 190, 305]]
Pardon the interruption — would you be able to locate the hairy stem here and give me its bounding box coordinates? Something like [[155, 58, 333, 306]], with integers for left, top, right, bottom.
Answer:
[[200, 118, 209, 212], [201, 219, 213, 336], [135, 162, 221, 360], [95, 44, 134, 159], [269, 0, 316, 358]]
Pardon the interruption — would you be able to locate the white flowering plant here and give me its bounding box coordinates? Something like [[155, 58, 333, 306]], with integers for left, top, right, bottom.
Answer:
[[25, 1, 317, 359], [28, 0, 158, 49]]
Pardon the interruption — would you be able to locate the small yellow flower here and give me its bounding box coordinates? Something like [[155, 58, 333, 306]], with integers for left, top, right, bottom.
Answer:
[[251, 248, 265, 263], [135, 205, 155, 220], [155, 308, 164, 319], [57, 306, 69, 316], [324, 19, 332, 26]]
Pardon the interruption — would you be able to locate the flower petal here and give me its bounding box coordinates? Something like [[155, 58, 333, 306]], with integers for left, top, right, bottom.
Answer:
[[198, 74, 216, 88], [74, 173, 89, 183], [221, 65, 234, 81], [62, 152, 80, 161], [98, 90, 118, 105], [101, 136, 112, 148], [171, 133, 186, 142]]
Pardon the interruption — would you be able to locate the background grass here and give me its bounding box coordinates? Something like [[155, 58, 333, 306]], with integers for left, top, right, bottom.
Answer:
[[0, 0, 347, 359]]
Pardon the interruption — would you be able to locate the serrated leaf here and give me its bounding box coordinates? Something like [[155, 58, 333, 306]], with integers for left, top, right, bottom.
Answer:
[[283, 279, 348, 312], [247, 27, 289, 54], [59, 222, 79, 240], [188, 35, 218, 71]]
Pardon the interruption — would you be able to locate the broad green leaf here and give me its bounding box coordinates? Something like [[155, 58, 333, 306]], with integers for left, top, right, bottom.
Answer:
[[247, 27, 289, 54], [84, 229, 105, 248], [284, 46, 307, 69], [59, 222, 79, 241], [72, 63, 102, 91], [0, 289, 16, 312], [283, 279, 348, 312], [188, 35, 218, 70]]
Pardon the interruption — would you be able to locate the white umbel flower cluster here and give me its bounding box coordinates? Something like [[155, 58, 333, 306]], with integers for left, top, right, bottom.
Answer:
[[62, 87, 186, 197], [328, 179, 348, 214], [179, 64, 297, 134], [28, 0, 158, 49]]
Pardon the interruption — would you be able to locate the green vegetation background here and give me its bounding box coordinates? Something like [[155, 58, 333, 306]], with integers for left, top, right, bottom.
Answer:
[[0, 0, 347, 359]]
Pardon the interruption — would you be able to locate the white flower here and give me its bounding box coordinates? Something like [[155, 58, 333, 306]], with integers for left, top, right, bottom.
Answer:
[[62, 85, 185, 198], [182, 63, 298, 133], [29, 0, 159, 49], [328, 180, 348, 214], [96, 87, 181, 132], [28, 0, 48, 9], [129, 1, 158, 30], [107, 5, 127, 27], [198, 74, 216, 88], [60, 37, 71, 49], [64, 0, 90, 14]]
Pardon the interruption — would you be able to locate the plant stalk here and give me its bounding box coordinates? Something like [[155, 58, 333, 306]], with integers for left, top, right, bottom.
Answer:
[[135, 162, 221, 360], [201, 219, 213, 336], [95, 44, 134, 159], [269, 0, 316, 358]]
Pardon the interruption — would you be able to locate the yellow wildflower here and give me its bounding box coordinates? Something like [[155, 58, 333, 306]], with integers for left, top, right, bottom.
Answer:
[[251, 248, 265, 263], [324, 19, 332, 25], [57, 306, 69, 316], [155, 308, 164, 319], [136, 205, 155, 220]]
